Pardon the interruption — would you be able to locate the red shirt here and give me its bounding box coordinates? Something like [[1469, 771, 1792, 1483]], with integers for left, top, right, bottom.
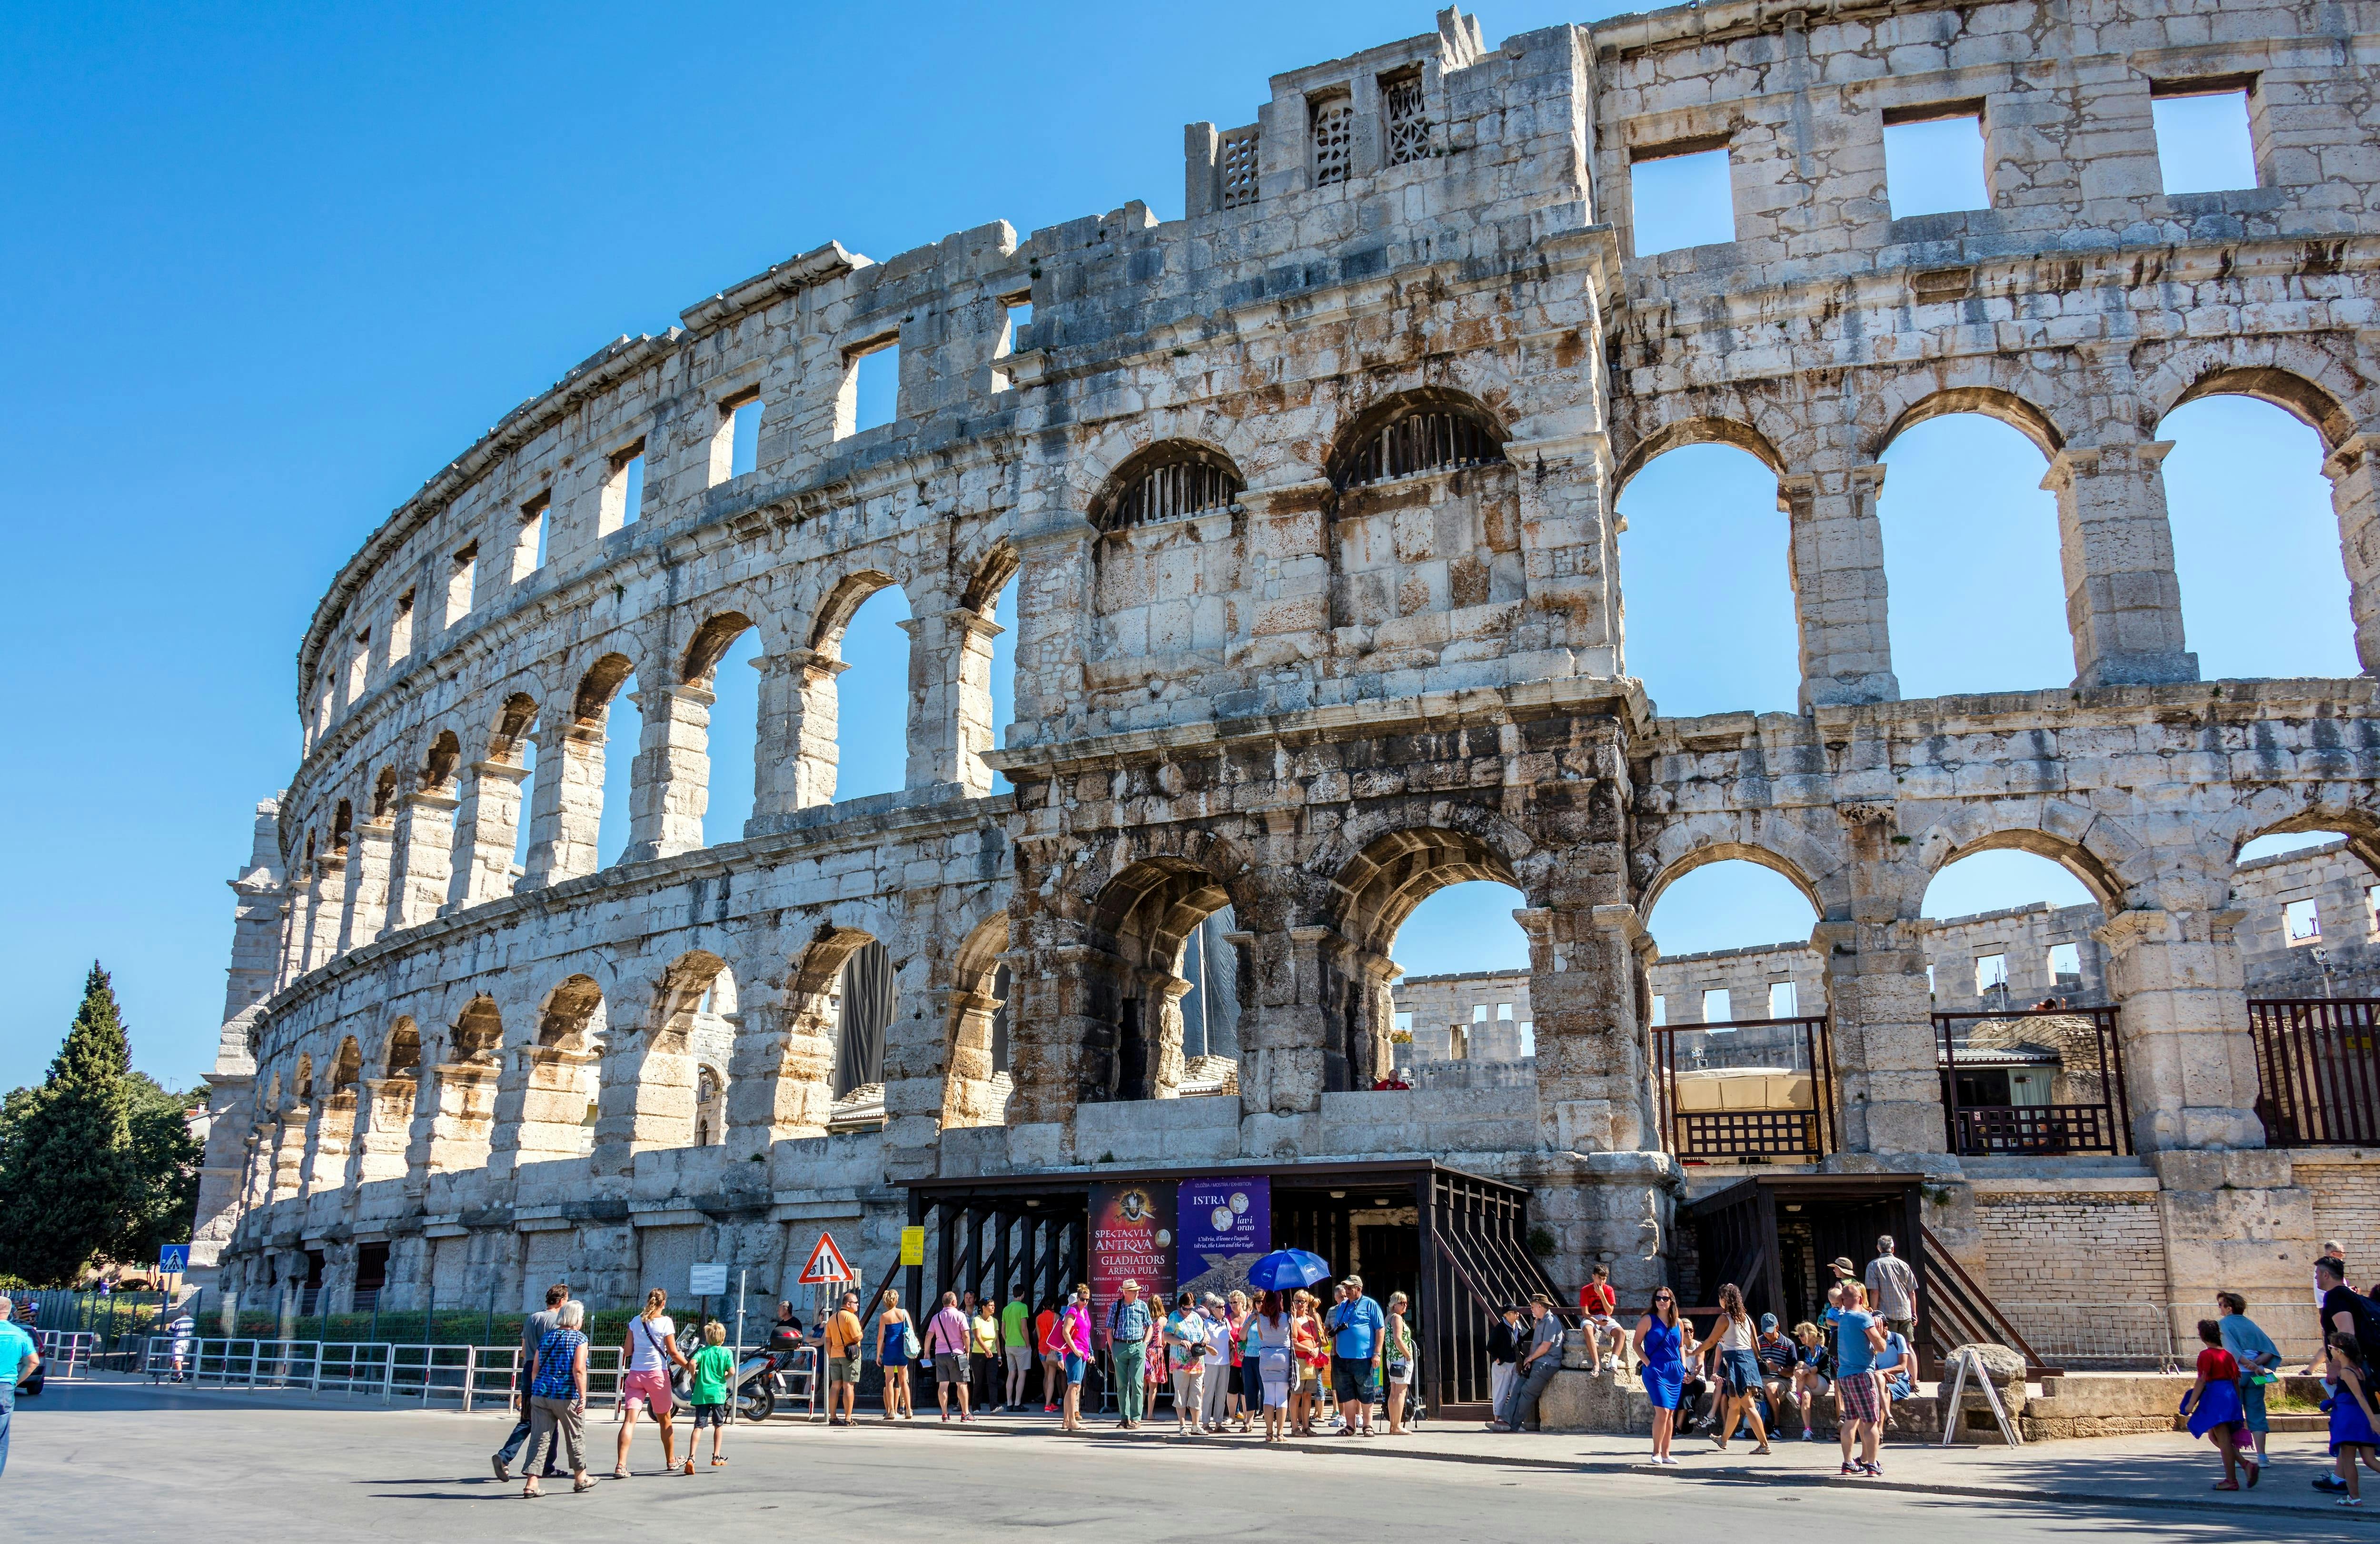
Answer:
[[1035, 1309, 1057, 1354], [2196, 1346, 2239, 1382], [1579, 1283, 1617, 1316]]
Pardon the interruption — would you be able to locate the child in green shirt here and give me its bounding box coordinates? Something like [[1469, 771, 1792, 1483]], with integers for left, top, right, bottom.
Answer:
[[686, 1321, 737, 1470]]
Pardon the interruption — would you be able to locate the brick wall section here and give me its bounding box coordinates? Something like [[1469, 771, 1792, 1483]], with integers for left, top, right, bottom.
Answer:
[[2297, 1157, 2380, 1277], [1970, 1192, 2169, 1362]]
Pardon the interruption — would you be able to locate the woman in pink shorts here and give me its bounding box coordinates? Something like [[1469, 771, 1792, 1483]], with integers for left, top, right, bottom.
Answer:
[[615, 1288, 692, 1478]]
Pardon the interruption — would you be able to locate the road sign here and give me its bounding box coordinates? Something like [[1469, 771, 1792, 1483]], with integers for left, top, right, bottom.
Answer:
[[690, 1261, 729, 1295], [158, 1245, 191, 1274], [899, 1226, 925, 1267], [798, 1230, 853, 1285]]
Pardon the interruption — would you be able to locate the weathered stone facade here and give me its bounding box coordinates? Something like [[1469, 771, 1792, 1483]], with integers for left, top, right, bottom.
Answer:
[[199, 3, 2380, 1355]]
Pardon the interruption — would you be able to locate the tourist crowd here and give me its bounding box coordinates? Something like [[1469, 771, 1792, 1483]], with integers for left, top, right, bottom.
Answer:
[[465, 1232, 2380, 1503]]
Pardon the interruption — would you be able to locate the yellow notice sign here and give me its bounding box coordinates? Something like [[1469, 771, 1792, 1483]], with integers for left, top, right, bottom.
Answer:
[[899, 1226, 926, 1267]]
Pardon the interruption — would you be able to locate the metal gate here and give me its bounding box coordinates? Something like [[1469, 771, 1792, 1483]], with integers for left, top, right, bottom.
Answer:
[[1421, 1168, 1564, 1418], [1935, 1004, 2130, 1156], [1653, 1015, 1836, 1161], [2250, 998, 2380, 1146]]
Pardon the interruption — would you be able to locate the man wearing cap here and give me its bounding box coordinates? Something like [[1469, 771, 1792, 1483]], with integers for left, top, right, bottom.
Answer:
[[1754, 1313, 1797, 1435], [1104, 1279, 1152, 1429], [1489, 1292, 1565, 1433], [1326, 1275, 1386, 1435], [1864, 1235, 1918, 1344]]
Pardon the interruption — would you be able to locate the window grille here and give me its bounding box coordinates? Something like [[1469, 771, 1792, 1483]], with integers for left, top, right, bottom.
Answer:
[[1384, 73, 1429, 165], [1106, 457, 1244, 530], [1311, 96, 1354, 186], [1337, 407, 1504, 487], [1220, 129, 1261, 209]]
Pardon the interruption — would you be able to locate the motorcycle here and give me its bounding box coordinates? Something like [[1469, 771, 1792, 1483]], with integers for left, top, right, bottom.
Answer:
[[731, 1324, 814, 1423]]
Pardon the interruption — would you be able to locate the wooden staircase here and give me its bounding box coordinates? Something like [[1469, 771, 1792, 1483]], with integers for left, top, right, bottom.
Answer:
[[1918, 1224, 2061, 1379]]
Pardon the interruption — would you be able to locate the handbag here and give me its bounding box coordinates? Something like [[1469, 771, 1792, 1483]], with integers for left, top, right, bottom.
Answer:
[[902, 1321, 922, 1360]]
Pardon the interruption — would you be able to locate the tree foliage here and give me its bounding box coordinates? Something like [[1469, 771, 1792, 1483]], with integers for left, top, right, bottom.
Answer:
[[0, 963, 200, 1287]]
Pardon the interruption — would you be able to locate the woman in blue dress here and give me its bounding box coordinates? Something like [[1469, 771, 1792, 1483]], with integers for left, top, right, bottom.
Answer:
[[2323, 1332, 2380, 1507], [1632, 1287, 1697, 1466]]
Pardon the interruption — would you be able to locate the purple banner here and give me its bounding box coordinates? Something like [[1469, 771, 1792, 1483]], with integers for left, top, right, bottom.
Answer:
[[1176, 1176, 1269, 1299]]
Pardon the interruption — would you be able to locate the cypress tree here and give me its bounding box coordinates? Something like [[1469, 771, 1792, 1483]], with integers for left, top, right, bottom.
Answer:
[[0, 962, 139, 1286]]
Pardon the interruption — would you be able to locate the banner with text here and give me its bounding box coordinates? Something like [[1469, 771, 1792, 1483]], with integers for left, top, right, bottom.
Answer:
[[1177, 1176, 1270, 1301], [1089, 1181, 1176, 1326]]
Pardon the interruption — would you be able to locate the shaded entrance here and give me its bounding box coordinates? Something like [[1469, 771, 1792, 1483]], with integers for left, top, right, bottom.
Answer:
[[900, 1159, 1558, 1419], [1682, 1173, 2058, 1377]]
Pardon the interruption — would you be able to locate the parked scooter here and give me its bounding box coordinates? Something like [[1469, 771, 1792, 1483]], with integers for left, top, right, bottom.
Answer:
[[733, 1322, 813, 1423]]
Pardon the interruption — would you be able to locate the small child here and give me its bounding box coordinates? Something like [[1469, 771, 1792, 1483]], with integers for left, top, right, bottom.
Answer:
[[1578, 1265, 1624, 1373], [2181, 1317, 2255, 1491], [2323, 1331, 2380, 1507], [685, 1321, 737, 1473]]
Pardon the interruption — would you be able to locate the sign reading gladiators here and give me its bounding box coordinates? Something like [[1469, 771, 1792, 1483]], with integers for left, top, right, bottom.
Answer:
[[1090, 1181, 1175, 1322]]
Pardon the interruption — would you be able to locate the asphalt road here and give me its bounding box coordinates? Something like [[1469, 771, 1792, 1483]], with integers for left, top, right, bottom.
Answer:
[[6, 1382, 2367, 1542]]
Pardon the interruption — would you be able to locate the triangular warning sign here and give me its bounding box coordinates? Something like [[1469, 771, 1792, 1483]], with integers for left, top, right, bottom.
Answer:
[[798, 1229, 853, 1284]]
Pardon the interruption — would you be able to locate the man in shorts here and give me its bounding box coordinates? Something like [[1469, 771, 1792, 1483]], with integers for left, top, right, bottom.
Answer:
[[823, 1290, 864, 1427], [1001, 1290, 1033, 1414], [1578, 1264, 1624, 1373]]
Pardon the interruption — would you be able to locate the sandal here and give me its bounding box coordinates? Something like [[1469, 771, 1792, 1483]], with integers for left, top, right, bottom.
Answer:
[[573, 1476, 596, 1493], [611, 1468, 629, 1480], [711, 1458, 728, 1468], [521, 1484, 543, 1499], [2212, 1480, 2240, 1491]]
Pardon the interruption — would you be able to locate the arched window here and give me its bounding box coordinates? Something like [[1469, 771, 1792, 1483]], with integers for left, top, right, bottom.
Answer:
[[1332, 399, 1506, 490], [1094, 444, 1244, 532]]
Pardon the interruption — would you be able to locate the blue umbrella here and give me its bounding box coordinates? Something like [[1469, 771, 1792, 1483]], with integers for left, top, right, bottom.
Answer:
[[1247, 1248, 1333, 1293]]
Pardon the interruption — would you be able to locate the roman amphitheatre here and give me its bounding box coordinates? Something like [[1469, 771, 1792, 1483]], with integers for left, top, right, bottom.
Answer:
[[194, 1, 2380, 1413]]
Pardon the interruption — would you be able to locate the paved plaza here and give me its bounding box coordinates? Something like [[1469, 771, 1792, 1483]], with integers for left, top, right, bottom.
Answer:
[[6, 1379, 2371, 1541]]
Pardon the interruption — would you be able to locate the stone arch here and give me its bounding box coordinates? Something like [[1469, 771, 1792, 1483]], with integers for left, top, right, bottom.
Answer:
[[489, 691, 539, 763], [1907, 806, 2135, 915], [1328, 824, 1533, 1092], [940, 911, 1013, 1129], [383, 1017, 421, 1078], [328, 1036, 361, 1091], [424, 992, 502, 1174], [1611, 414, 1789, 497], [1089, 439, 1247, 531], [1330, 825, 1525, 959], [589, 951, 726, 1168], [807, 570, 901, 656], [1326, 386, 1510, 491], [1871, 381, 2070, 463], [570, 652, 635, 722], [421, 729, 463, 793], [330, 799, 354, 854], [2223, 798, 2380, 886], [681, 610, 756, 686], [1636, 827, 1837, 923], [959, 542, 1021, 614], [1079, 856, 1240, 1103], [371, 766, 399, 821], [2147, 352, 2363, 452]]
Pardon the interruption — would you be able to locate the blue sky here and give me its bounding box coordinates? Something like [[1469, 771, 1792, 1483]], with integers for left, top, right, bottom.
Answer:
[[0, 4, 2352, 1092]]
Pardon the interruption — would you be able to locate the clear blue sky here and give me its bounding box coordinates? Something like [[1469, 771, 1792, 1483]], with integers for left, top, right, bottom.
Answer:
[[0, 4, 2354, 1093]]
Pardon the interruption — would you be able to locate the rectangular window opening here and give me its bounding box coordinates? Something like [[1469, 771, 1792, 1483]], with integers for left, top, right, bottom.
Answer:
[[1471, 1004, 1488, 1024], [389, 591, 415, 665], [1517, 1020, 1534, 1057], [1310, 90, 1354, 186], [2284, 897, 2322, 944], [1700, 987, 1731, 1024], [1393, 1010, 1413, 1035], [2367, 885, 2379, 934], [1381, 67, 1428, 167], [445, 544, 478, 628], [1767, 980, 1798, 1018], [843, 338, 900, 436], [1649, 994, 1667, 1028], [606, 445, 646, 530], [1975, 952, 2010, 994], [1882, 106, 1990, 219], [992, 297, 1032, 393], [1629, 140, 1735, 257], [1495, 1001, 1514, 1021], [1449, 1024, 1468, 1060], [514, 491, 549, 582], [726, 394, 764, 479], [2151, 82, 2258, 196], [347, 630, 370, 703], [2047, 942, 2082, 984]]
